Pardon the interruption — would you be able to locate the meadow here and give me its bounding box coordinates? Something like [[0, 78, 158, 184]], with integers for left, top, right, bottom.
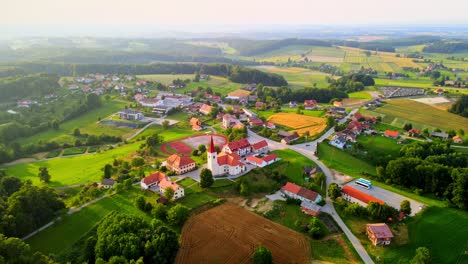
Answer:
[[253, 65, 333, 88], [371, 99, 468, 132]]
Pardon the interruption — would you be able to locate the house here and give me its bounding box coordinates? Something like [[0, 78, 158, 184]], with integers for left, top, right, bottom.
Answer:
[[17, 100, 34, 108], [246, 153, 278, 168], [207, 136, 247, 176], [280, 132, 300, 144], [187, 102, 203, 113], [82, 85, 92, 92], [342, 185, 384, 207], [102, 81, 112, 88], [453, 135, 464, 144], [255, 102, 267, 109], [140, 171, 185, 199], [264, 122, 276, 129], [263, 153, 279, 165], [248, 95, 258, 102], [300, 201, 321, 216], [278, 130, 294, 138], [118, 109, 144, 120], [242, 108, 258, 118], [245, 83, 257, 91], [430, 132, 449, 139], [304, 100, 318, 110], [190, 117, 203, 131], [251, 140, 268, 154], [222, 114, 242, 129], [281, 182, 322, 204], [435, 88, 444, 95], [100, 179, 115, 189], [347, 121, 366, 135], [199, 104, 213, 115], [136, 80, 147, 86], [408, 129, 421, 137], [166, 154, 196, 174], [249, 119, 264, 127], [139, 98, 160, 107], [223, 138, 252, 156], [333, 101, 343, 107], [330, 134, 347, 149], [366, 223, 393, 246], [134, 93, 145, 101], [384, 130, 399, 139], [289, 101, 298, 108], [94, 88, 105, 95], [69, 84, 79, 90]]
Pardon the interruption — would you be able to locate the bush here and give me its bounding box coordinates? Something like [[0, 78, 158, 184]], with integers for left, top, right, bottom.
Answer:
[[285, 197, 301, 205]]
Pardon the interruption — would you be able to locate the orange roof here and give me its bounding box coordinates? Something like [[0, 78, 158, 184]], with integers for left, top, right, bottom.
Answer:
[[251, 140, 268, 151], [453, 135, 464, 142], [232, 123, 245, 129], [142, 171, 166, 185], [384, 130, 399, 138], [217, 152, 244, 167], [246, 155, 265, 165], [190, 117, 201, 126], [263, 153, 278, 163], [342, 186, 384, 205], [281, 182, 302, 194], [333, 101, 343, 107], [225, 138, 251, 151], [166, 154, 195, 168], [200, 104, 213, 114], [158, 177, 181, 192]]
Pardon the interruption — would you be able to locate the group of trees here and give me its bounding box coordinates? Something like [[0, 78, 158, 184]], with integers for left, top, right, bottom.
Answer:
[[328, 73, 375, 93], [253, 85, 348, 105], [423, 42, 468, 54], [376, 142, 468, 210], [0, 234, 56, 264], [449, 95, 468, 117], [151, 203, 190, 227], [0, 74, 60, 101]]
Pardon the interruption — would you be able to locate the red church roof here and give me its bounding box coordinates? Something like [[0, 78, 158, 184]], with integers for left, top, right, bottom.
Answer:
[[208, 136, 216, 153], [342, 186, 384, 205]]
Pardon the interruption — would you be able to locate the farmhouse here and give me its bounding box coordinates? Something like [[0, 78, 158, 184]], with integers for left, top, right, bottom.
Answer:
[[264, 122, 276, 129], [289, 101, 298, 108], [342, 185, 384, 207], [249, 119, 264, 127], [242, 108, 258, 118], [166, 154, 196, 175], [223, 138, 252, 156], [199, 104, 213, 115], [207, 137, 247, 176], [134, 93, 145, 101], [366, 223, 393, 246], [280, 132, 300, 145], [226, 89, 250, 101], [100, 179, 115, 189], [281, 182, 322, 204], [330, 134, 347, 149], [246, 153, 278, 168], [408, 129, 421, 137], [139, 98, 160, 107], [300, 201, 321, 216], [190, 117, 203, 131], [304, 99, 318, 110], [251, 140, 268, 154], [333, 101, 343, 107], [453, 135, 464, 143], [255, 102, 267, 109], [430, 132, 449, 139], [117, 109, 144, 120], [384, 130, 399, 139], [141, 171, 185, 199]]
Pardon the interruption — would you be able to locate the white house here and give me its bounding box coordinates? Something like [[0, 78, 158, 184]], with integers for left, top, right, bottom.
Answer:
[[140, 171, 185, 200], [117, 109, 144, 120], [222, 138, 252, 156], [281, 182, 322, 204]]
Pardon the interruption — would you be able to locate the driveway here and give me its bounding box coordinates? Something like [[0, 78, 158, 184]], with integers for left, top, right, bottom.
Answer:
[[266, 191, 286, 201]]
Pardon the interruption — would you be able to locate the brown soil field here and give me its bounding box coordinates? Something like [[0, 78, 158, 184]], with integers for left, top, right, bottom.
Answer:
[[176, 203, 311, 264]]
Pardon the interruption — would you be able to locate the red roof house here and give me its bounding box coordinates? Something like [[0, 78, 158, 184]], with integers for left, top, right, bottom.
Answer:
[[342, 186, 384, 205], [251, 140, 268, 153], [223, 138, 252, 156], [166, 154, 196, 174], [384, 130, 399, 139], [199, 104, 213, 115], [366, 223, 394, 246], [281, 182, 322, 204], [304, 100, 318, 109]]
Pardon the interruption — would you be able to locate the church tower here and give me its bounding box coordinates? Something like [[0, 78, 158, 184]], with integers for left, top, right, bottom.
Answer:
[[207, 136, 218, 175]]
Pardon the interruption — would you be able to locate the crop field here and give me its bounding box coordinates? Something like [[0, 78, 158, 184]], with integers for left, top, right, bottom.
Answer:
[[267, 112, 327, 136], [253, 65, 333, 88], [136, 74, 195, 84], [227, 88, 251, 97], [341, 98, 368, 106], [373, 99, 468, 132], [182, 76, 243, 95], [175, 203, 311, 264], [5, 143, 140, 187]]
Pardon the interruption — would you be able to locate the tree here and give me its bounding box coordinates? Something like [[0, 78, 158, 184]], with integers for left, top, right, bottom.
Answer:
[[252, 245, 273, 264], [308, 217, 326, 239], [135, 196, 147, 211], [449, 168, 468, 210], [162, 120, 170, 130], [164, 187, 174, 201], [0, 176, 23, 197], [0, 234, 56, 264], [73, 128, 81, 136], [198, 144, 206, 152], [199, 168, 214, 188], [167, 204, 190, 226], [52, 120, 60, 130], [411, 247, 431, 264], [103, 164, 113, 179], [38, 167, 51, 183], [131, 157, 145, 167], [151, 203, 167, 220], [146, 133, 163, 148], [86, 93, 102, 109], [400, 200, 412, 215], [328, 183, 341, 200], [403, 123, 413, 131]]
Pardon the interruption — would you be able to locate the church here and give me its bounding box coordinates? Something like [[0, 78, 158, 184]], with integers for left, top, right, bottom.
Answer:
[[207, 136, 247, 176]]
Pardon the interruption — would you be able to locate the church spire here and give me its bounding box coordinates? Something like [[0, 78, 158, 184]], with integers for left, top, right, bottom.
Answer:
[[208, 135, 216, 153]]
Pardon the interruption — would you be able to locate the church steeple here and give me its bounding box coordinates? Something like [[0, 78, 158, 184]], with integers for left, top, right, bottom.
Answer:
[[208, 135, 216, 153]]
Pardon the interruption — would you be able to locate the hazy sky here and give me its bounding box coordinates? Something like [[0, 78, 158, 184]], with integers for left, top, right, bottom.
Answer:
[[2, 0, 468, 26]]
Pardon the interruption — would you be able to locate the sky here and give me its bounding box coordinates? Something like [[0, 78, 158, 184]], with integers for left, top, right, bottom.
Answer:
[[2, 0, 468, 27]]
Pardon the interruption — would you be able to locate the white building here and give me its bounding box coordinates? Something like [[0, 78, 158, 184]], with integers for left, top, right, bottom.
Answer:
[[207, 136, 246, 176]]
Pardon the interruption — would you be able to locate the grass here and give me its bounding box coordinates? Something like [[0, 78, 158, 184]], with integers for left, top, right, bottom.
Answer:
[[271, 149, 318, 185], [62, 146, 87, 156], [15, 100, 130, 145], [255, 107, 325, 120], [317, 143, 376, 178], [46, 149, 62, 158], [27, 186, 156, 255], [310, 235, 356, 264], [372, 99, 468, 132], [5, 143, 140, 187], [357, 135, 401, 160], [136, 74, 195, 84], [252, 65, 333, 89], [132, 124, 197, 143], [177, 192, 217, 209], [349, 91, 373, 100]]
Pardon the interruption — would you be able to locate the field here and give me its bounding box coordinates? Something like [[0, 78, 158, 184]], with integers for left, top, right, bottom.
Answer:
[[227, 88, 251, 97], [371, 99, 468, 131], [253, 65, 333, 88], [267, 112, 327, 136], [175, 203, 311, 264], [271, 149, 318, 185], [338, 206, 468, 264], [255, 107, 325, 120], [136, 74, 195, 84], [5, 143, 140, 187], [27, 186, 157, 255], [15, 100, 130, 145], [357, 135, 402, 160]]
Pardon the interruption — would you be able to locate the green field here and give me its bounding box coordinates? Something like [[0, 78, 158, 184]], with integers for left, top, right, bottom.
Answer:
[[252, 66, 332, 89], [348, 91, 373, 100], [317, 143, 376, 178], [27, 186, 157, 255], [62, 146, 87, 156], [337, 206, 468, 263], [136, 74, 195, 84], [5, 143, 140, 187], [271, 149, 318, 185], [15, 100, 130, 145], [370, 99, 468, 132], [357, 135, 401, 160]]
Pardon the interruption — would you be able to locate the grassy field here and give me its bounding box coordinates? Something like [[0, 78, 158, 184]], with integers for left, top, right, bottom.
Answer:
[[15, 100, 130, 145], [136, 74, 195, 84], [5, 143, 140, 187], [357, 135, 401, 160], [271, 149, 318, 185], [27, 186, 157, 255], [348, 91, 373, 100], [337, 206, 468, 263], [371, 99, 468, 132], [253, 65, 332, 88], [317, 143, 376, 178]]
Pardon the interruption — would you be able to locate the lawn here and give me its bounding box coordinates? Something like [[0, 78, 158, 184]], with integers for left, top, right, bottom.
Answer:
[[337, 206, 468, 264], [132, 124, 197, 143], [62, 146, 87, 156], [373, 99, 468, 132], [5, 143, 140, 187], [27, 186, 156, 255], [252, 65, 333, 89], [15, 100, 130, 145], [357, 135, 401, 160], [317, 143, 376, 178], [348, 91, 372, 100], [271, 149, 318, 185], [177, 192, 217, 209]]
